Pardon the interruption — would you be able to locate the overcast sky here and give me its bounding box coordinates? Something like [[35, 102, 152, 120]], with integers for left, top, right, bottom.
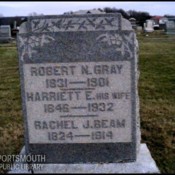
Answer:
[[0, 1, 175, 17]]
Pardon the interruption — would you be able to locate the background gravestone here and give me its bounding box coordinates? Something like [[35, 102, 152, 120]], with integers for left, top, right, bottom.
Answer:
[[17, 13, 140, 163], [144, 20, 154, 32], [0, 25, 11, 43], [165, 20, 175, 34]]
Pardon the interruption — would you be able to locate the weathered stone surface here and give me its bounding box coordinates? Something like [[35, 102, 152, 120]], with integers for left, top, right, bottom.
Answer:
[[8, 144, 160, 174], [166, 20, 175, 34], [0, 25, 12, 42], [17, 13, 140, 163]]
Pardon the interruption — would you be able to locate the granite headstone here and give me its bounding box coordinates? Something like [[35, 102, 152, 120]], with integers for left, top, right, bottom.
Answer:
[[0, 25, 11, 42], [17, 13, 140, 164], [165, 20, 175, 34]]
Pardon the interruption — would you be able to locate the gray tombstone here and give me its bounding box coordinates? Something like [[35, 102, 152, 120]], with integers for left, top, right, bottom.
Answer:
[[0, 25, 11, 42], [129, 18, 137, 30], [165, 20, 175, 34], [136, 26, 143, 32], [17, 13, 140, 164]]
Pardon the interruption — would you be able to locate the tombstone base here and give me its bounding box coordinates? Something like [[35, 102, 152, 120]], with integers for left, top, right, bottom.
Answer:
[[8, 143, 160, 174]]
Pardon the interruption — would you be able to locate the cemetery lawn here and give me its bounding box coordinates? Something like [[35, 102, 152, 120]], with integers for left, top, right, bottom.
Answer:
[[0, 32, 175, 173], [0, 42, 24, 174], [138, 31, 175, 173]]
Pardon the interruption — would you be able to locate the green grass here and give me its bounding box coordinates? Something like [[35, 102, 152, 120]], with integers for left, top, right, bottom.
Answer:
[[0, 42, 24, 174], [0, 33, 175, 173], [138, 32, 175, 173]]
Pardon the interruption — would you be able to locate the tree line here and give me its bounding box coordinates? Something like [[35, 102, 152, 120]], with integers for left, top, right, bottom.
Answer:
[[103, 7, 151, 27], [0, 7, 153, 28]]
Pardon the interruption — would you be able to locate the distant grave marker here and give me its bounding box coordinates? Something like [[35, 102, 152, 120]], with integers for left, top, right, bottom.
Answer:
[[0, 25, 11, 42], [144, 20, 154, 32], [166, 20, 175, 34]]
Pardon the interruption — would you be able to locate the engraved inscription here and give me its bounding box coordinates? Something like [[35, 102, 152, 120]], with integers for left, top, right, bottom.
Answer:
[[23, 61, 132, 144]]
